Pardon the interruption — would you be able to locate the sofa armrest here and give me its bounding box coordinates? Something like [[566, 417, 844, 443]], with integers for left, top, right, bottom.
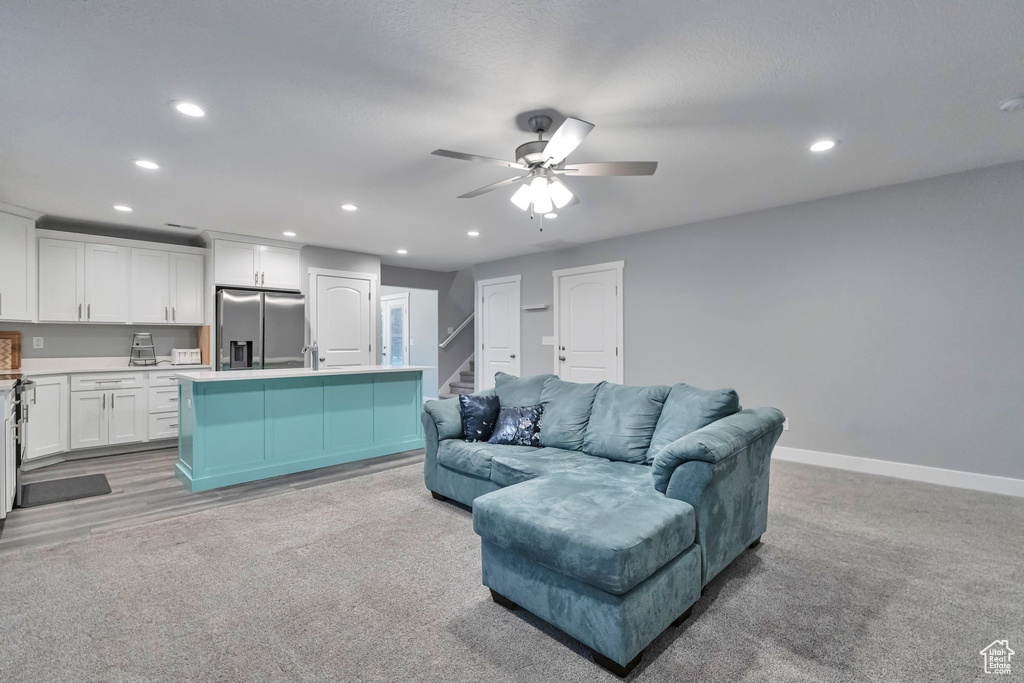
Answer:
[[651, 407, 784, 493], [422, 389, 496, 493]]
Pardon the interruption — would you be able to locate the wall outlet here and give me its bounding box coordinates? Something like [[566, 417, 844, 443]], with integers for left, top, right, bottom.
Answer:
[[32, 337, 44, 349], [783, 418, 790, 431]]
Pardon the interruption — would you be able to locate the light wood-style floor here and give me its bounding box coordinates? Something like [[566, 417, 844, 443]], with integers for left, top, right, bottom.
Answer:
[[0, 447, 425, 554]]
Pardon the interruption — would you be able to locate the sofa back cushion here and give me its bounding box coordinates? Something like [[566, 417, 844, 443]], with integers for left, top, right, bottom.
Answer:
[[646, 383, 741, 463], [582, 383, 671, 462], [538, 377, 603, 450], [494, 372, 556, 407]]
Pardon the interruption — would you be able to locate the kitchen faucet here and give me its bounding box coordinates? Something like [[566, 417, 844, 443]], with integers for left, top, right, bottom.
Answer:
[[302, 340, 320, 370]]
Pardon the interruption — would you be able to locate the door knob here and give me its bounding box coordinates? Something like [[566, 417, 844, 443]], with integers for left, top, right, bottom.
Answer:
[[559, 356, 566, 361], [319, 357, 325, 362], [560, 346, 565, 351], [509, 353, 516, 359]]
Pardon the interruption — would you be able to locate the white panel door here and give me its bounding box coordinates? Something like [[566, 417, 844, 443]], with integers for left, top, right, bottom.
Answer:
[[38, 238, 85, 322], [0, 212, 35, 321], [131, 249, 171, 323], [555, 263, 622, 383], [169, 253, 204, 324], [214, 240, 260, 287], [259, 246, 301, 291], [24, 375, 68, 460], [315, 274, 371, 367], [70, 390, 108, 450], [84, 243, 129, 322], [108, 388, 146, 445], [479, 277, 520, 390]]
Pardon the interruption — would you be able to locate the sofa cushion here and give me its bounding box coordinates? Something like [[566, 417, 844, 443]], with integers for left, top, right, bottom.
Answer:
[[490, 447, 612, 487], [437, 440, 537, 480], [459, 393, 501, 442], [646, 383, 741, 463], [488, 405, 543, 446], [538, 377, 602, 450], [494, 372, 556, 407], [583, 383, 671, 463], [473, 465, 696, 595]]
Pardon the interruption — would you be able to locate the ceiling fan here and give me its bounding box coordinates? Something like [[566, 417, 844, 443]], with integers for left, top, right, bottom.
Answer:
[[432, 115, 657, 216]]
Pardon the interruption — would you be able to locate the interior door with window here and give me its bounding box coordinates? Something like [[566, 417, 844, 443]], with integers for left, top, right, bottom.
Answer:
[[314, 273, 373, 367], [478, 276, 520, 390], [381, 294, 409, 366], [554, 262, 623, 383]]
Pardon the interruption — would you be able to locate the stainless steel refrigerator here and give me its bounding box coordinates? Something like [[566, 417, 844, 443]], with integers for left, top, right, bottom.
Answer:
[[216, 289, 306, 371]]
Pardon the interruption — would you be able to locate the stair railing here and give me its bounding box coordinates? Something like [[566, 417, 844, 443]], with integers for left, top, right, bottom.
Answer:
[[439, 312, 474, 349]]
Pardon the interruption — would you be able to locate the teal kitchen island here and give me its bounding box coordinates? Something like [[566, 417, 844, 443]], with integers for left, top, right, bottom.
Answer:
[[174, 366, 427, 492]]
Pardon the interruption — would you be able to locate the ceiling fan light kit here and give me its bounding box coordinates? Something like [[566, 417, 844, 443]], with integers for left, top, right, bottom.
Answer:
[[432, 113, 658, 224]]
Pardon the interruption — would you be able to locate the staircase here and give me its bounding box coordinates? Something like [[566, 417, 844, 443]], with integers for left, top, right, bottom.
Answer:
[[440, 360, 474, 399]]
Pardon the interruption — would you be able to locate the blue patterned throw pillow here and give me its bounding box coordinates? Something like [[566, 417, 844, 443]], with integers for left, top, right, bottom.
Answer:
[[459, 394, 501, 442], [488, 405, 544, 447]]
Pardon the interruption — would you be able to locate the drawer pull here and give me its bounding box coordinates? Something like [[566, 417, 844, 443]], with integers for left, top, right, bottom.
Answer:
[[94, 380, 123, 384], [169, 397, 178, 402], [169, 424, 178, 428]]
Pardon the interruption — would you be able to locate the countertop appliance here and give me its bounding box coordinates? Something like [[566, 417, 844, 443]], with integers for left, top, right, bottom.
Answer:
[[216, 289, 305, 371]]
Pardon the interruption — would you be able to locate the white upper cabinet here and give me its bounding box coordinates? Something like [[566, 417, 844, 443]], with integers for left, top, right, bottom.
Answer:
[[84, 243, 129, 323], [131, 249, 171, 323], [214, 239, 300, 291], [0, 211, 36, 321], [38, 238, 86, 322], [259, 246, 302, 290], [169, 253, 204, 324], [214, 240, 261, 287]]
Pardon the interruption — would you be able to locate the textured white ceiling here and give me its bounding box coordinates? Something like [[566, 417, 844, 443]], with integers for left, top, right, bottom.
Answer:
[[2, 1, 1023, 270]]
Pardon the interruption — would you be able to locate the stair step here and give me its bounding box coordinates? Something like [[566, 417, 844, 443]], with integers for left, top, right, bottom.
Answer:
[[450, 381, 474, 390], [439, 392, 458, 400], [459, 371, 474, 382], [450, 386, 473, 395]]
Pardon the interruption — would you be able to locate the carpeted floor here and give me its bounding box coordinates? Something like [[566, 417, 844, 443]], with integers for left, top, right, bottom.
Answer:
[[0, 459, 1020, 682]]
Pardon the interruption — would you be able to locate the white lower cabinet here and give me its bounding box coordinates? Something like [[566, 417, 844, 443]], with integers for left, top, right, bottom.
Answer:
[[24, 375, 68, 460], [70, 386, 147, 450], [148, 412, 179, 440]]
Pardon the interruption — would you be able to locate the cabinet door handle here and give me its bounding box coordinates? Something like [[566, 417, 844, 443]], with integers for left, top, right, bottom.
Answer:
[[172, 306, 176, 321], [0, 292, 3, 316], [169, 424, 178, 429], [255, 272, 258, 285], [111, 392, 115, 409], [261, 272, 265, 286], [169, 397, 178, 402], [102, 393, 106, 409], [87, 303, 91, 320], [78, 303, 82, 320], [164, 306, 168, 321]]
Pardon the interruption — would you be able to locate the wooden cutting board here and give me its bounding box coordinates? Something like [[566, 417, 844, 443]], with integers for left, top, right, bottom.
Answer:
[[0, 331, 22, 369]]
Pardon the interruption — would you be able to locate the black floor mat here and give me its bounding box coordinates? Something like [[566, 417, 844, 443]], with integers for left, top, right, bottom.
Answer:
[[20, 474, 112, 508]]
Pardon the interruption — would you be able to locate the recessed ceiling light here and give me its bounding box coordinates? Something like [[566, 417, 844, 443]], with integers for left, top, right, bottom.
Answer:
[[396, 249, 408, 255], [172, 101, 206, 117], [809, 139, 837, 152], [113, 205, 133, 212], [544, 213, 557, 219], [282, 231, 296, 237], [467, 230, 480, 237], [341, 204, 358, 211], [134, 159, 160, 170]]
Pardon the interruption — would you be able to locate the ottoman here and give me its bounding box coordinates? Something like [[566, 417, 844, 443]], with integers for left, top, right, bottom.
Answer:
[[473, 469, 703, 677]]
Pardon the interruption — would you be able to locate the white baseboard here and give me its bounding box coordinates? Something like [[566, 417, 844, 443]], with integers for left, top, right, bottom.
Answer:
[[773, 446, 1024, 498]]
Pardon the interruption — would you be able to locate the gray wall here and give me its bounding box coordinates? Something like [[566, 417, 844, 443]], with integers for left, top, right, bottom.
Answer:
[[6, 323, 198, 359], [381, 285, 439, 399], [474, 161, 1024, 480], [381, 265, 475, 389]]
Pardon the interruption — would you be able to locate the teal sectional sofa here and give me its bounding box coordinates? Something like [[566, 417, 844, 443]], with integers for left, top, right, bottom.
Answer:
[[422, 373, 784, 677]]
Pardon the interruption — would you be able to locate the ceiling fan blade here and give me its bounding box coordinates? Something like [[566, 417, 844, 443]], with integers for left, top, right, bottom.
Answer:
[[560, 161, 658, 176], [432, 149, 528, 171], [457, 174, 531, 199], [541, 117, 595, 166]]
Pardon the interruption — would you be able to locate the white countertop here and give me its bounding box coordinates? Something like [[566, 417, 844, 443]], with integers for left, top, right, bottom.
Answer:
[[6, 357, 211, 378], [176, 365, 431, 382]]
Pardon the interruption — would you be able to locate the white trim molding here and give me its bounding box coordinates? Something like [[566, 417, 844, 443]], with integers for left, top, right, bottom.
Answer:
[[773, 446, 1024, 498], [552, 260, 625, 383]]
